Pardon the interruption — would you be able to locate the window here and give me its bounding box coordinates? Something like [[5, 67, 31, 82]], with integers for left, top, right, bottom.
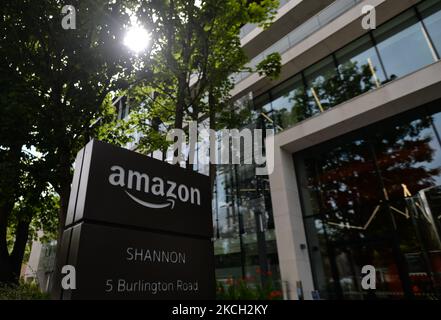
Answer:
[[254, 93, 271, 113], [418, 0, 441, 57], [250, 0, 441, 134], [335, 34, 386, 95], [373, 10, 437, 80], [304, 56, 339, 112], [270, 74, 307, 129]]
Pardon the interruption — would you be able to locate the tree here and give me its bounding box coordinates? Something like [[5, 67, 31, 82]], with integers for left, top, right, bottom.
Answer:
[[0, 0, 281, 285], [0, 0, 134, 283], [101, 0, 281, 190], [0, 32, 44, 282], [21, 1, 134, 229], [6, 185, 59, 284]]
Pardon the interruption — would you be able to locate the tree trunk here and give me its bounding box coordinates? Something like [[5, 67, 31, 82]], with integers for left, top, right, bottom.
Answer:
[[174, 75, 186, 130], [0, 202, 15, 284], [173, 76, 187, 163], [0, 144, 22, 284], [10, 219, 31, 282]]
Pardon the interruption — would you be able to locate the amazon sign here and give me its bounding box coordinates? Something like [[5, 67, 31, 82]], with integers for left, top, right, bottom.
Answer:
[[52, 140, 215, 299], [64, 140, 212, 237], [108, 165, 201, 208]]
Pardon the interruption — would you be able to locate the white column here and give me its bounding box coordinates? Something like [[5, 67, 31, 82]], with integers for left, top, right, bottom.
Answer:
[[268, 143, 315, 300]]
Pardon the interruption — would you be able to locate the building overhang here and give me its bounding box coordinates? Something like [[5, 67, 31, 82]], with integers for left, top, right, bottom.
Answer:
[[233, 0, 422, 100], [241, 0, 335, 60]]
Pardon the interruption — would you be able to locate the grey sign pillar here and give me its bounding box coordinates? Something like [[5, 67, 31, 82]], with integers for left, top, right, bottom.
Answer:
[[52, 140, 215, 299]]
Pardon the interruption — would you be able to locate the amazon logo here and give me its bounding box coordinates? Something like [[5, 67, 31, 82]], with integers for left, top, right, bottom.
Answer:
[[108, 165, 201, 210]]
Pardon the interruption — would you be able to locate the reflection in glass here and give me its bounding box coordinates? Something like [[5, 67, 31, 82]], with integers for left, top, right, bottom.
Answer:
[[419, 0, 441, 56], [373, 10, 436, 80], [297, 137, 390, 243], [270, 74, 309, 129], [334, 245, 404, 299], [213, 151, 281, 288], [304, 217, 337, 299], [253, 93, 279, 132], [304, 56, 339, 113], [335, 34, 386, 91], [250, 2, 441, 136], [295, 102, 441, 299]]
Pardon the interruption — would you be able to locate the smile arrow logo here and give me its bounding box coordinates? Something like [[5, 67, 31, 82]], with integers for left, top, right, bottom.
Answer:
[[125, 190, 176, 209]]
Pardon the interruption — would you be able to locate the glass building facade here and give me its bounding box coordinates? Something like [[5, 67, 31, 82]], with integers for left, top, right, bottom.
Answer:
[[215, 0, 441, 299], [295, 101, 441, 299], [213, 95, 281, 288], [253, 0, 441, 131]]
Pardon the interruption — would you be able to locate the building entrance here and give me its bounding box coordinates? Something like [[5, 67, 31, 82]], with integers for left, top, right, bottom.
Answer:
[[295, 101, 441, 299]]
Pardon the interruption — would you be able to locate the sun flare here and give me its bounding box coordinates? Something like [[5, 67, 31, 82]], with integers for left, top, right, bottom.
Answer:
[[123, 24, 151, 53]]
